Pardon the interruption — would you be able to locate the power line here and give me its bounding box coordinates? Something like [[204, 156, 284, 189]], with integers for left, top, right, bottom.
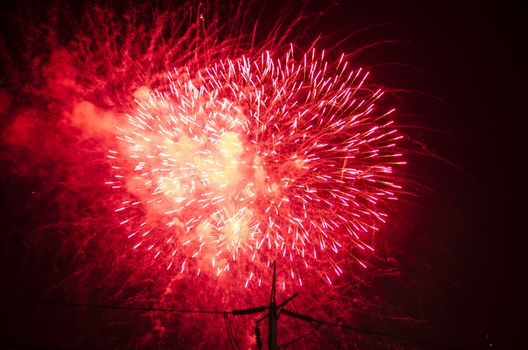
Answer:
[[319, 319, 460, 349], [0, 296, 227, 315], [278, 323, 321, 349], [1, 294, 460, 349], [278, 307, 460, 350], [1, 296, 238, 349], [224, 313, 241, 350]]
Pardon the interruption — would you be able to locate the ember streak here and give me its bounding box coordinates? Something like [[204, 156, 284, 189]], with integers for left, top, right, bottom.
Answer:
[[109, 47, 404, 287], [1, 0, 511, 348]]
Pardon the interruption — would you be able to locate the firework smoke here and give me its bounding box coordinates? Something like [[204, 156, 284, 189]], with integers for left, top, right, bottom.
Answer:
[[0, 1, 425, 348]]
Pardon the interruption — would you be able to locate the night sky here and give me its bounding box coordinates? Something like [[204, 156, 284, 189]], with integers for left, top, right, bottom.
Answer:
[[0, 0, 519, 349]]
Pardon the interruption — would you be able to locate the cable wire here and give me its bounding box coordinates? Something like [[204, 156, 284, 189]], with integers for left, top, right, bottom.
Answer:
[[223, 312, 240, 350], [2, 296, 459, 349], [317, 319, 460, 350], [278, 322, 321, 349], [0, 296, 227, 315], [280, 307, 459, 349]]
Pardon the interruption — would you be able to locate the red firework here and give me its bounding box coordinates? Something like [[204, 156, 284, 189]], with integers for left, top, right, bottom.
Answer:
[[0, 0, 429, 348], [106, 46, 405, 287]]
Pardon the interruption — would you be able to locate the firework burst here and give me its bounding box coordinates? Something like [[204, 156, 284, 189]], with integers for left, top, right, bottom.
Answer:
[[0, 1, 423, 347], [107, 45, 405, 287]]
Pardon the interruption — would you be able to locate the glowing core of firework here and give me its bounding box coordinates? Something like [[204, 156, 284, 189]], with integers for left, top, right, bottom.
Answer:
[[107, 47, 405, 286]]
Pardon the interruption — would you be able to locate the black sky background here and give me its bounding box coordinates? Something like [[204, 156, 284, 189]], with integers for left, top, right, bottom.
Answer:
[[322, 1, 519, 347], [0, 0, 521, 348]]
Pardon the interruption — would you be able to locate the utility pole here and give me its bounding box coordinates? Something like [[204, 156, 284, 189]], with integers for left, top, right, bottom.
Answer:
[[232, 261, 308, 349], [256, 261, 298, 349], [268, 261, 278, 350]]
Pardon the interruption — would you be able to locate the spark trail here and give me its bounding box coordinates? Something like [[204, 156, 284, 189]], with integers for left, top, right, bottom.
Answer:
[[108, 46, 405, 287], [0, 1, 420, 347]]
